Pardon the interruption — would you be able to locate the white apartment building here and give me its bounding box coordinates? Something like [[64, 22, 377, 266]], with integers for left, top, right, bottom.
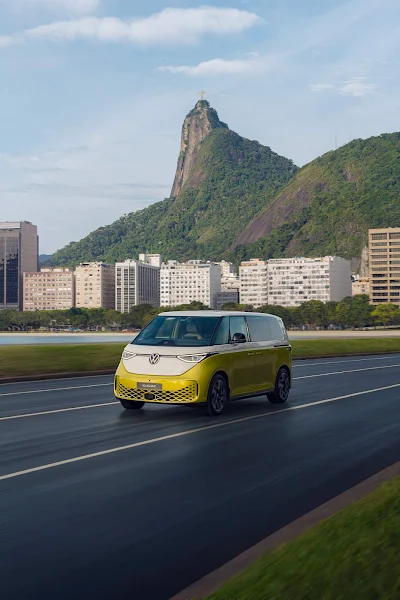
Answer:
[[75, 262, 115, 309], [239, 259, 268, 308], [116, 258, 160, 313], [268, 256, 352, 307], [217, 260, 240, 291], [23, 268, 75, 311], [160, 261, 221, 309]]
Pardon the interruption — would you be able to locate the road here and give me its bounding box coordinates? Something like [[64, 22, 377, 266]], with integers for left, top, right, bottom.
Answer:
[[2, 354, 400, 599]]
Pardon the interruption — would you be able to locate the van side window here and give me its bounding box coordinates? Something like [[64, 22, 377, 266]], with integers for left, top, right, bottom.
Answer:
[[246, 316, 272, 342], [267, 317, 285, 342], [213, 317, 230, 345], [229, 317, 249, 341]]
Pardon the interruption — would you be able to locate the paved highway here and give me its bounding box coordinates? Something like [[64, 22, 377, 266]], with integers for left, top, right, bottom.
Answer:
[[2, 354, 400, 599]]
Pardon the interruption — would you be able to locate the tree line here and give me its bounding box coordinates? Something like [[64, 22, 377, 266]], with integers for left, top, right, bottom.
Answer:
[[1, 296, 399, 332]]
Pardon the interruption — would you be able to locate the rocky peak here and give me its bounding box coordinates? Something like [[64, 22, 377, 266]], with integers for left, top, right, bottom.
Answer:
[[170, 100, 228, 197]]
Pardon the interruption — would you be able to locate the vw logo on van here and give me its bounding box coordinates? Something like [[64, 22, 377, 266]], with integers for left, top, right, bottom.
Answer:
[[149, 353, 160, 365]]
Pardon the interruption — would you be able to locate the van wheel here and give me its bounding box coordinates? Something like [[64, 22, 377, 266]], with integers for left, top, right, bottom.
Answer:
[[205, 374, 228, 416], [267, 368, 290, 404], [120, 399, 145, 410]]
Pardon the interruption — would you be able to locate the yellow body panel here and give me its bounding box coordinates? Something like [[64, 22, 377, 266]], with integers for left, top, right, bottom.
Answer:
[[114, 345, 292, 406]]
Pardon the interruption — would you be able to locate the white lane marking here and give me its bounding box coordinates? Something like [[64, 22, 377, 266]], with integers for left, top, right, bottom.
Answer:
[[0, 383, 112, 398], [0, 402, 119, 421], [294, 355, 400, 368], [1, 383, 400, 481], [295, 364, 400, 380]]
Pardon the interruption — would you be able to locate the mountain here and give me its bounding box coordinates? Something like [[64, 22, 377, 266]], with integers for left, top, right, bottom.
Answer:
[[233, 133, 400, 266], [49, 100, 298, 266], [39, 254, 52, 265]]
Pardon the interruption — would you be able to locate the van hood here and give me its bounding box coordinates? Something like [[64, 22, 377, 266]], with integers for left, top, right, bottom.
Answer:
[[121, 343, 214, 376]]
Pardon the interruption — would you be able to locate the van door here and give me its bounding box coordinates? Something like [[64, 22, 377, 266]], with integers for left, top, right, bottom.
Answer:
[[228, 316, 257, 397], [246, 316, 275, 391]]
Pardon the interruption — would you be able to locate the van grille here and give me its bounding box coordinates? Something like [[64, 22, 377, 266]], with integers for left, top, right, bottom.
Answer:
[[116, 381, 198, 404]]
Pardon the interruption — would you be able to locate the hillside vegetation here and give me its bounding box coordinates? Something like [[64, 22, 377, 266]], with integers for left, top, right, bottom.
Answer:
[[234, 133, 400, 262]]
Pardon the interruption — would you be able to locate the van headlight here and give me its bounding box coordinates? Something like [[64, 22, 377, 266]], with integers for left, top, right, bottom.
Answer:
[[177, 354, 209, 364], [122, 350, 137, 360]]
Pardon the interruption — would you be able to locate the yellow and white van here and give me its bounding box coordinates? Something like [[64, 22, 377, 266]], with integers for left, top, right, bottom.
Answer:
[[114, 311, 292, 416]]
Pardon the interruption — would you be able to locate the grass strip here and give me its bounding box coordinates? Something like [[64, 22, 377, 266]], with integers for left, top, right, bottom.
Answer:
[[0, 338, 400, 379], [207, 476, 400, 600]]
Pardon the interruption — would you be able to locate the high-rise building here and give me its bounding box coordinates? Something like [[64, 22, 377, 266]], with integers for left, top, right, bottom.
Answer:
[[138, 253, 162, 268], [23, 268, 75, 311], [239, 259, 268, 307], [160, 261, 221, 309], [75, 262, 115, 309], [115, 258, 160, 313], [369, 228, 400, 305], [216, 290, 239, 309], [268, 256, 351, 307], [0, 221, 38, 310]]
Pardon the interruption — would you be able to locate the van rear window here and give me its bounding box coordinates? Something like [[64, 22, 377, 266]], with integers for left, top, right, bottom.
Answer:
[[246, 316, 285, 342]]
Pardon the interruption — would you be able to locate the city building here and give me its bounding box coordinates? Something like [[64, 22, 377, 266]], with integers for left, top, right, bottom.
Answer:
[[23, 268, 75, 311], [239, 259, 268, 308], [268, 256, 352, 307], [160, 260, 221, 309], [75, 262, 115, 309], [115, 258, 160, 313], [0, 221, 38, 310], [369, 228, 400, 305], [138, 253, 162, 268], [216, 290, 239, 309], [217, 260, 240, 291], [352, 276, 370, 297]]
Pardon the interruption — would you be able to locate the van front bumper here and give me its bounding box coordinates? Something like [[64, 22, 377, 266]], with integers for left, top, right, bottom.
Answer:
[[114, 362, 206, 405]]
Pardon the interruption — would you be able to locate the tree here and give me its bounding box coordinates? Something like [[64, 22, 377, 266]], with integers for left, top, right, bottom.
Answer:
[[372, 304, 400, 327]]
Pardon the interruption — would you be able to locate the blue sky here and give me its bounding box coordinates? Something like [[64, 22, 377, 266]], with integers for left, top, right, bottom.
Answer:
[[0, 0, 399, 254]]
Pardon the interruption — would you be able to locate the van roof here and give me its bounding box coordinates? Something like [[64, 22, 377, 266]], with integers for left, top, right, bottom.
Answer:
[[159, 311, 282, 319]]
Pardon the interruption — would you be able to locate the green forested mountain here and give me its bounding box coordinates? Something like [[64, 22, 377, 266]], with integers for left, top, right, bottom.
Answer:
[[49, 101, 298, 265], [233, 133, 400, 263]]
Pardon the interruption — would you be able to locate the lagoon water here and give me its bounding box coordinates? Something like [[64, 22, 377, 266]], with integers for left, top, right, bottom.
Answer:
[[0, 334, 135, 346]]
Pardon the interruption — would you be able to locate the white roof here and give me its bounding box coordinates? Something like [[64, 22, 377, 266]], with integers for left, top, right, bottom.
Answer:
[[159, 310, 280, 318]]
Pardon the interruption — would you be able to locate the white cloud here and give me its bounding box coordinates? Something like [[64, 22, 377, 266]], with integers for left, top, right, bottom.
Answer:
[[0, 6, 262, 47], [159, 55, 269, 76], [310, 78, 376, 97], [0, 0, 99, 14], [310, 83, 335, 92], [339, 80, 376, 97]]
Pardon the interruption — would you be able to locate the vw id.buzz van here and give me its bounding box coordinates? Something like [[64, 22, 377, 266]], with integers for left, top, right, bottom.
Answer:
[[114, 311, 292, 416]]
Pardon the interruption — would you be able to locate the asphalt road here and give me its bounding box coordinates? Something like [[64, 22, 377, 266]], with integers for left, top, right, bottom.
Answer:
[[2, 354, 400, 599]]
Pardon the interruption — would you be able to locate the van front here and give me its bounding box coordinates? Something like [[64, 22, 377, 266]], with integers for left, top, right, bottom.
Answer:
[[114, 313, 224, 408]]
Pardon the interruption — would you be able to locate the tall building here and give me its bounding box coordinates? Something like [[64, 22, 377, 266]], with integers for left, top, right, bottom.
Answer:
[[138, 253, 162, 268], [160, 261, 221, 309], [23, 268, 75, 311], [369, 227, 400, 305], [0, 221, 38, 310], [268, 256, 351, 307], [216, 290, 239, 309], [115, 258, 160, 313], [75, 262, 115, 309], [239, 259, 268, 308]]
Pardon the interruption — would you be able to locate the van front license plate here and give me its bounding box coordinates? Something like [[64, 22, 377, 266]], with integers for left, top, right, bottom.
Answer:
[[137, 382, 162, 391]]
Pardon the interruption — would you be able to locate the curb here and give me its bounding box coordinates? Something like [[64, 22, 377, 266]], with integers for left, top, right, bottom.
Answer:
[[1, 350, 400, 384], [171, 461, 400, 600]]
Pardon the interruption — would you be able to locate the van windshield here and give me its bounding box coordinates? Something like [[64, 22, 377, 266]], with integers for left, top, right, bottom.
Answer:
[[133, 315, 220, 347]]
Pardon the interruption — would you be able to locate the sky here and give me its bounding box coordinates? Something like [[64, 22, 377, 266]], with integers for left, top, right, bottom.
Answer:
[[0, 0, 399, 254]]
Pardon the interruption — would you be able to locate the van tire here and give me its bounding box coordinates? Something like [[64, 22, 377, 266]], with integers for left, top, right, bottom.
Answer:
[[267, 367, 291, 404], [205, 374, 228, 416], [120, 399, 145, 410]]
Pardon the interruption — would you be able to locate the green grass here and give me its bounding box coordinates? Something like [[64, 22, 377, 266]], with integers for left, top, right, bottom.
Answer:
[[0, 343, 125, 378], [207, 476, 400, 600], [0, 338, 400, 379]]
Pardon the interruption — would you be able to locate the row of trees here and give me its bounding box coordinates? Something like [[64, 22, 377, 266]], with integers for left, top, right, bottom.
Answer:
[[1, 296, 400, 332]]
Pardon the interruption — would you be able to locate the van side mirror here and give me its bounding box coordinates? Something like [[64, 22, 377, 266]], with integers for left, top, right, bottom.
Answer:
[[230, 332, 246, 344]]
